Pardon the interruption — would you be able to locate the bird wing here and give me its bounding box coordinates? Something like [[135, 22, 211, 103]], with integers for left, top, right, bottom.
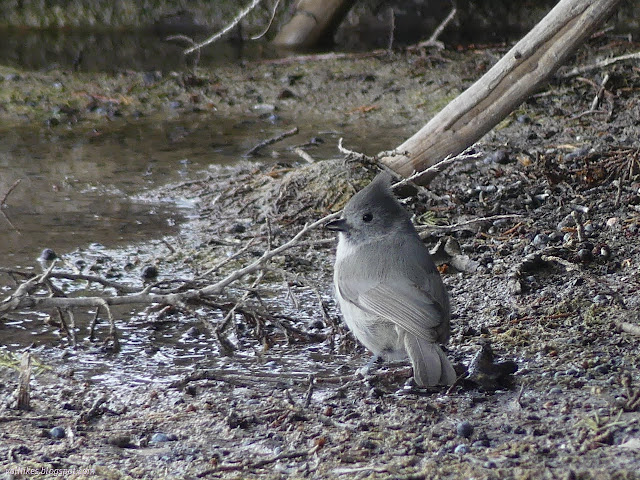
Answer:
[[338, 270, 446, 343], [336, 234, 450, 343]]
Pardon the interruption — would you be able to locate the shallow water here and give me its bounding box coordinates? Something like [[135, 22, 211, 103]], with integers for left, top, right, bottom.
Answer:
[[0, 105, 401, 390]]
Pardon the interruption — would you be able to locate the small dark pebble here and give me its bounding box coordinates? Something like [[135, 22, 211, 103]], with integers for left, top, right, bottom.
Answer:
[[39, 248, 58, 261], [141, 265, 159, 280], [228, 223, 246, 234], [532, 233, 550, 248], [456, 421, 474, 438], [517, 115, 531, 124], [49, 427, 66, 439], [277, 88, 296, 99], [484, 150, 509, 164], [577, 248, 592, 262]]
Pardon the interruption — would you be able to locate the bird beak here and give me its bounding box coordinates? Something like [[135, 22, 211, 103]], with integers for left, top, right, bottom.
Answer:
[[325, 218, 348, 232]]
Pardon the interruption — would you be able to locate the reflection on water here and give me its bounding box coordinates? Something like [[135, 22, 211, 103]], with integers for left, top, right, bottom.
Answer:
[[0, 28, 277, 73]]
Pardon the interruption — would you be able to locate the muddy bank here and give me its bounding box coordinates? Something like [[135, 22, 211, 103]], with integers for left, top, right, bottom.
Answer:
[[1, 35, 640, 479]]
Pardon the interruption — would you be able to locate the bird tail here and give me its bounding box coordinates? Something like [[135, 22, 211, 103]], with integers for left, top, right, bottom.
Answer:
[[404, 335, 456, 386]]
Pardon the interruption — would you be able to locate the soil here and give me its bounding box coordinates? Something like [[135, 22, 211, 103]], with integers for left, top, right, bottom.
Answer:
[[1, 34, 640, 479]]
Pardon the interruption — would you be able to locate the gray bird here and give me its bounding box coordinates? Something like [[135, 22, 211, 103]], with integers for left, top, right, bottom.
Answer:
[[326, 172, 456, 386]]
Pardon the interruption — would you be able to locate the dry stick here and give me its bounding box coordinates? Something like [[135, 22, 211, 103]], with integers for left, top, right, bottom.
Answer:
[[55, 307, 75, 346], [412, 6, 457, 50], [0, 268, 141, 294], [250, 0, 281, 40], [259, 49, 388, 65], [1, 179, 21, 207], [0, 209, 20, 234], [197, 238, 256, 279], [561, 51, 640, 78], [390, 146, 484, 188], [89, 307, 101, 341], [571, 72, 611, 120], [67, 309, 77, 347], [417, 214, 525, 235], [184, 0, 263, 54], [246, 127, 299, 157]]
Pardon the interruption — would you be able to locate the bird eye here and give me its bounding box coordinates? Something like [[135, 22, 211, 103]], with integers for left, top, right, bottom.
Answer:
[[362, 213, 373, 222]]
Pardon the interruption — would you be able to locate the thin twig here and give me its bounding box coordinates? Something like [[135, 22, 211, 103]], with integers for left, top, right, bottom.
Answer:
[[387, 7, 395, 52], [250, 0, 281, 40], [245, 127, 299, 157], [392, 146, 483, 188], [197, 238, 256, 279], [412, 7, 457, 50], [561, 51, 640, 78], [184, 0, 263, 54], [417, 214, 524, 235]]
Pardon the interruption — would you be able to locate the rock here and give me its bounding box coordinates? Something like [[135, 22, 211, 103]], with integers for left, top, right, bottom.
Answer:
[[456, 421, 474, 438], [50, 427, 65, 439], [150, 432, 175, 443], [141, 265, 159, 280], [532, 233, 550, 248]]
